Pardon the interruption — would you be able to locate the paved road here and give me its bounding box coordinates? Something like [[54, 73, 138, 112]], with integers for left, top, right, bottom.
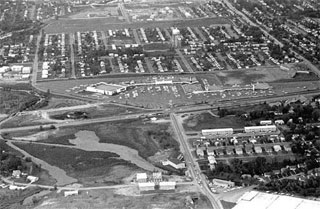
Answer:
[[31, 29, 42, 85], [175, 49, 194, 73], [170, 113, 223, 209], [69, 33, 76, 79], [0, 111, 164, 134]]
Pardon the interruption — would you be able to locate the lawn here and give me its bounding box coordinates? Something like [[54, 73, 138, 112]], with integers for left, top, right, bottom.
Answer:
[[13, 143, 140, 185], [183, 112, 245, 131]]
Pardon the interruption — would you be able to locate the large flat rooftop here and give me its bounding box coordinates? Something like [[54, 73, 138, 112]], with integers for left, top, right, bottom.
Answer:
[[93, 83, 126, 91], [233, 191, 320, 209]]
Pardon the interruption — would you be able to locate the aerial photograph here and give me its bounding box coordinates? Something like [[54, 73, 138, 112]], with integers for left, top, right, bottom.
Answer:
[[0, 0, 320, 208]]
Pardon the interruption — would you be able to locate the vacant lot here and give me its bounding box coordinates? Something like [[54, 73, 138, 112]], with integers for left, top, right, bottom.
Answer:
[[34, 189, 211, 209], [183, 112, 245, 131], [215, 67, 297, 85], [14, 143, 140, 186]]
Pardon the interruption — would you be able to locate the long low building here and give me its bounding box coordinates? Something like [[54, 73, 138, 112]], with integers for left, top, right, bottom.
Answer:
[[244, 125, 277, 133], [202, 128, 234, 136], [86, 82, 127, 95], [233, 191, 320, 209]]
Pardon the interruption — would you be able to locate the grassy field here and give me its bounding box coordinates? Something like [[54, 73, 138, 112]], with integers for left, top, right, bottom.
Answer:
[[183, 112, 245, 131], [39, 97, 88, 110], [34, 189, 211, 209], [0, 187, 43, 209], [13, 143, 140, 185], [0, 113, 54, 128]]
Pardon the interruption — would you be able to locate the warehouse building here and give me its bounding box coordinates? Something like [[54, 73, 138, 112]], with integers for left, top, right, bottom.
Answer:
[[86, 82, 127, 95], [202, 128, 234, 136], [136, 173, 148, 183], [138, 182, 155, 192], [159, 181, 176, 191], [244, 125, 277, 133]]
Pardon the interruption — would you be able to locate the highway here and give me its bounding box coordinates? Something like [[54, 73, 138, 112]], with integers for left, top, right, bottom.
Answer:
[[170, 113, 223, 209], [0, 111, 162, 134]]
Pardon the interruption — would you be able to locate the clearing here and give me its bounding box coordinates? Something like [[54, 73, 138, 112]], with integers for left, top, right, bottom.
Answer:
[[183, 112, 245, 132]]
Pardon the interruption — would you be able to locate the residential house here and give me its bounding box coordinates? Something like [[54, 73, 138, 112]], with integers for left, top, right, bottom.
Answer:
[[273, 145, 282, 152], [253, 146, 263, 154], [206, 147, 215, 156], [245, 146, 253, 154], [12, 170, 21, 178], [162, 158, 186, 169], [235, 147, 243, 155], [196, 147, 205, 158], [136, 173, 147, 183]]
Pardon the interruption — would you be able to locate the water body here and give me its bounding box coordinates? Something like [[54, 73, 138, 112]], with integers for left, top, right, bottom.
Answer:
[[69, 130, 156, 171]]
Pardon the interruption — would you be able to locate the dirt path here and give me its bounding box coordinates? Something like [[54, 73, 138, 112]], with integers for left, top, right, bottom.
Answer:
[[69, 130, 157, 171], [6, 141, 77, 186]]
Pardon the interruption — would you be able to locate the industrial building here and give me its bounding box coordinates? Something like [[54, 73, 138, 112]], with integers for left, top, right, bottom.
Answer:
[[159, 181, 176, 190], [202, 128, 234, 136], [212, 179, 235, 188], [136, 173, 148, 183], [86, 82, 127, 95], [244, 125, 277, 133], [233, 191, 320, 209], [138, 182, 155, 192]]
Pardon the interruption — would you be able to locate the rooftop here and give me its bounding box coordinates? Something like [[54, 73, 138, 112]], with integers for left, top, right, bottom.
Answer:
[[233, 191, 320, 209], [92, 82, 126, 92]]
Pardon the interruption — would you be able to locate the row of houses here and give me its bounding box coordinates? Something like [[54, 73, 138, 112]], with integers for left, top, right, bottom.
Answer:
[[202, 125, 278, 136], [196, 143, 291, 158]]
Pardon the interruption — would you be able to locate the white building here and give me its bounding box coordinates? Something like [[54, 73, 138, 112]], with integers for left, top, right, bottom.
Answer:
[[162, 158, 186, 169], [26, 176, 39, 183], [202, 128, 234, 136], [212, 179, 235, 188], [244, 125, 277, 133], [159, 181, 176, 190], [64, 190, 79, 197], [260, 120, 272, 125], [86, 82, 127, 95], [136, 173, 147, 183], [138, 182, 155, 191], [22, 67, 31, 74]]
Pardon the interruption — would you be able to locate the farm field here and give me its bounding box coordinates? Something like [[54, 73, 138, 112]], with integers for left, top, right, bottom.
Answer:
[[182, 112, 246, 132]]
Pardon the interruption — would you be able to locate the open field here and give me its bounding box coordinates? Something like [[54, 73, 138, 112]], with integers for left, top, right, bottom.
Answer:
[[215, 67, 299, 85], [44, 17, 230, 33], [13, 142, 142, 186], [183, 112, 246, 132], [0, 112, 55, 128], [39, 97, 88, 110], [0, 187, 43, 209], [34, 189, 211, 209]]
